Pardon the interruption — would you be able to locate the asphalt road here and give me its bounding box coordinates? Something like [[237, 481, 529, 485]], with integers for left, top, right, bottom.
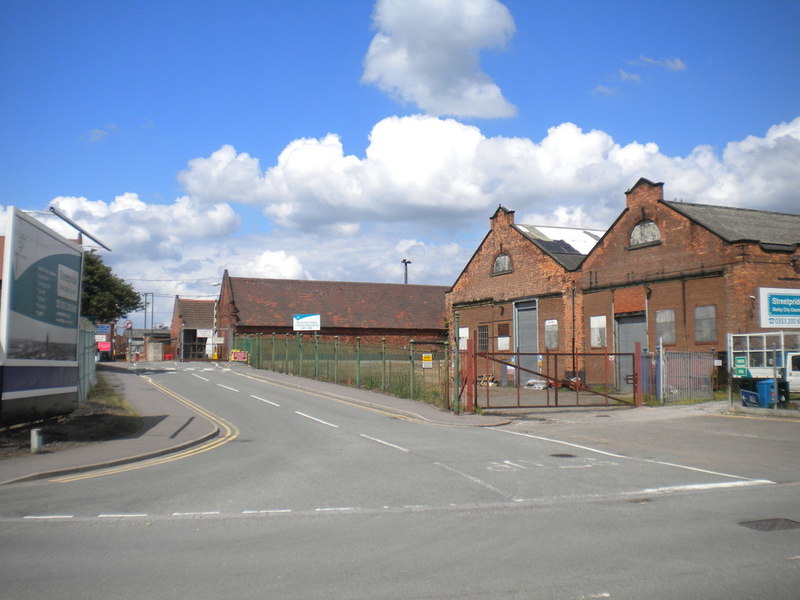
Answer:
[[1, 364, 798, 599]]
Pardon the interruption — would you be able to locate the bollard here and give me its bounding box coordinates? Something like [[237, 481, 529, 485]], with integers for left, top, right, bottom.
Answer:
[[31, 428, 43, 454]]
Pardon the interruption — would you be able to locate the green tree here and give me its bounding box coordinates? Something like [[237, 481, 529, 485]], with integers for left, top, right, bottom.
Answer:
[[81, 250, 144, 323]]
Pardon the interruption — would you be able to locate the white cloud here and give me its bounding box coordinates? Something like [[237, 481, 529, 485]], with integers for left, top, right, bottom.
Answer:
[[362, 0, 517, 118], [48, 192, 240, 259], [618, 69, 641, 83], [176, 115, 800, 234], [632, 55, 687, 71], [34, 114, 800, 328]]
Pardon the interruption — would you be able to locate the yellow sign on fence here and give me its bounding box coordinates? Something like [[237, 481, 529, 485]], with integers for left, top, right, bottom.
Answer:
[[230, 349, 248, 362]]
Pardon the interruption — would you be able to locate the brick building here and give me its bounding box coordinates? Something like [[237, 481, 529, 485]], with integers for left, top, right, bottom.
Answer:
[[447, 178, 800, 387], [215, 270, 449, 353], [169, 297, 217, 360]]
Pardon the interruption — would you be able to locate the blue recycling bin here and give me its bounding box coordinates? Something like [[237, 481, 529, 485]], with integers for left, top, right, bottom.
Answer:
[[756, 379, 775, 408]]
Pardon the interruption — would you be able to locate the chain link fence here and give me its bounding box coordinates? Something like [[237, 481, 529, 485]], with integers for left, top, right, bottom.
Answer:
[[234, 334, 452, 410]]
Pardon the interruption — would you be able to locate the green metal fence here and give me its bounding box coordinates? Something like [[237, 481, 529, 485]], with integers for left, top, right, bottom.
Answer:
[[234, 334, 452, 410], [78, 318, 98, 405]]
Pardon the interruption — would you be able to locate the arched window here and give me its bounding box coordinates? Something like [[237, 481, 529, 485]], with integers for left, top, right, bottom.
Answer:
[[492, 253, 512, 275], [630, 219, 661, 246]]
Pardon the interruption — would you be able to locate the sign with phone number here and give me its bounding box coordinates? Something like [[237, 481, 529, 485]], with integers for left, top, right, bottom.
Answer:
[[759, 287, 800, 328]]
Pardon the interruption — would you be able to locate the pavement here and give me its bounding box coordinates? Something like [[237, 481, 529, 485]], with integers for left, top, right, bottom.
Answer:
[[1, 360, 797, 485]]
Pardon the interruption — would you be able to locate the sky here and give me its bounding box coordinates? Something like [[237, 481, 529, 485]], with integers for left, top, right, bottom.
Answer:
[[1, 0, 799, 327]]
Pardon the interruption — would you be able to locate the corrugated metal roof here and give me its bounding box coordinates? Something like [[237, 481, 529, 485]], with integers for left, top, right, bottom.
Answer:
[[664, 201, 800, 246], [513, 224, 604, 269], [228, 278, 449, 330]]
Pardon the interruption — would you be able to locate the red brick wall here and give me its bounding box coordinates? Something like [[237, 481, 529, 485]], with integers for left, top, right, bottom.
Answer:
[[446, 206, 577, 380], [451, 180, 800, 374]]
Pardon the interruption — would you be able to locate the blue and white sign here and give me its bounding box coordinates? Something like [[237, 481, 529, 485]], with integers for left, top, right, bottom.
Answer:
[[293, 313, 321, 331], [95, 324, 111, 334], [760, 287, 800, 328]]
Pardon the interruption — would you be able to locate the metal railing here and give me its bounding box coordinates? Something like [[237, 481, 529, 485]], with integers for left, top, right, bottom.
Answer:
[[641, 348, 715, 404], [233, 333, 451, 409]]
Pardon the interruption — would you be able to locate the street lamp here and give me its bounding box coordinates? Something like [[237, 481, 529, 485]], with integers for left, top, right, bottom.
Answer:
[[402, 259, 411, 285]]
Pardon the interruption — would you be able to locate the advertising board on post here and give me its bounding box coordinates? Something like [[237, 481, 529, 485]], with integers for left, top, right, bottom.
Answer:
[[0, 207, 83, 424], [759, 287, 800, 328]]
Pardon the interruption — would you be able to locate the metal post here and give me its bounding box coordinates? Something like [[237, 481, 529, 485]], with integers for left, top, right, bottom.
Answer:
[[314, 332, 320, 379], [657, 337, 664, 405], [334, 336, 339, 384], [381, 337, 386, 392], [453, 311, 460, 414], [356, 337, 361, 388], [443, 341, 450, 406], [296, 333, 302, 376], [31, 428, 43, 454], [772, 345, 778, 409], [409, 339, 415, 400]]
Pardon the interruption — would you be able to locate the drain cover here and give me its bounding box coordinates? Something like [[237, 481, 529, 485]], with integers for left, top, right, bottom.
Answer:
[[550, 453, 576, 458], [739, 518, 800, 532]]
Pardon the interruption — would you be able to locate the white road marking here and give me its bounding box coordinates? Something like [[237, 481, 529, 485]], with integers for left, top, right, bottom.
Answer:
[[251, 394, 280, 407], [504, 460, 526, 469], [295, 411, 339, 428], [191, 374, 209, 382], [315, 507, 354, 512], [434, 461, 522, 502], [23, 515, 73, 520], [496, 429, 625, 459], [217, 384, 239, 392], [98, 514, 148, 519], [172, 511, 220, 516], [359, 434, 408, 452], [632, 480, 774, 495], [242, 509, 292, 514], [496, 428, 774, 484]]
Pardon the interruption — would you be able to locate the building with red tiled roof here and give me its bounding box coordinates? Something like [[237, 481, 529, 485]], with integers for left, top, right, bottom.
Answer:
[[215, 270, 449, 352], [169, 297, 217, 360]]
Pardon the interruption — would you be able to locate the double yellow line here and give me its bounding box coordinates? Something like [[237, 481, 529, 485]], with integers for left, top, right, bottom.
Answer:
[[53, 378, 239, 483]]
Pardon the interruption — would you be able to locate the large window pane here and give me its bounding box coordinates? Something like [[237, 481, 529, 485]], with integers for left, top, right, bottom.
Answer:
[[694, 305, 717, 343], [544, 319, 558, 349], [655, 309, 676, 345], [590, 315, 606, 348], [477, 325, 489, 352]]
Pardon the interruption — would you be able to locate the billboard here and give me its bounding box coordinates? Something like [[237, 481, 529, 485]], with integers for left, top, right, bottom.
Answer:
[[759, 287, 800, 329], [0, 208, 83, 423]]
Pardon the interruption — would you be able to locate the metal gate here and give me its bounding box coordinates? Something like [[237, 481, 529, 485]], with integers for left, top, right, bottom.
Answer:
[[641, 349, 715, 404], [467, 347, 640, 409]]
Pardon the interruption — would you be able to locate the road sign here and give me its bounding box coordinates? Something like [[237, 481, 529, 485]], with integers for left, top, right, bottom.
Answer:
[[124, 320, 133, 330]]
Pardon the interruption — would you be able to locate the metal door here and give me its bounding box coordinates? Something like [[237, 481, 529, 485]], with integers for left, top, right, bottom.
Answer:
[[616, 314, 646, 391], [515, 300, 538, 381]]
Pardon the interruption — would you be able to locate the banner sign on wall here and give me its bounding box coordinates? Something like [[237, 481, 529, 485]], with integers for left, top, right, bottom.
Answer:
[[293, 314, 321, 331], [759, 287, 800, 328]]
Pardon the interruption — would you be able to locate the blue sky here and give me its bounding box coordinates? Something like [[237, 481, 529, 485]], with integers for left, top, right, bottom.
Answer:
[[2, 0, 798, 326]]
